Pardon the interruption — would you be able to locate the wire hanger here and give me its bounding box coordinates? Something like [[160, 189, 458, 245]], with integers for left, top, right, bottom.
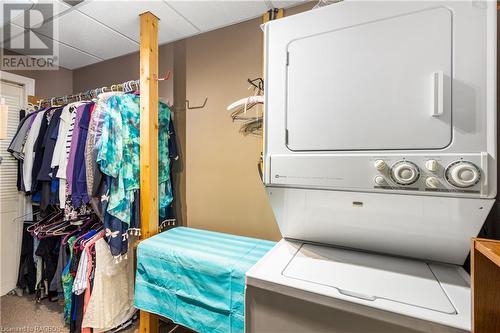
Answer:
[[13, 210, 41, 224]]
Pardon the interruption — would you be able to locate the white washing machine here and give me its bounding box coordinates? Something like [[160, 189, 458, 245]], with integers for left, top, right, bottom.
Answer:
[[246, 1, 497, 332]]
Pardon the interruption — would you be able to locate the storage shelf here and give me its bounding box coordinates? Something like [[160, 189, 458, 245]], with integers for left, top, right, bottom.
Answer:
[[471, 238, 500, 333], [475, 239, 500, 267]]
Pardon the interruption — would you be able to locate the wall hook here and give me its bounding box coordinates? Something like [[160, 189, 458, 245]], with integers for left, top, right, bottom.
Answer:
[[186, 97, 208, 110], [156, 71, 171, 81]]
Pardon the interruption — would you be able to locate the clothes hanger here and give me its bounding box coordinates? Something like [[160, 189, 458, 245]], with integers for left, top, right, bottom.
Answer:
[[33, 211, 64, 234], [73, 227, 97, 251], [81, 226, 104, 250], [26, 210, 59, 233], [49, 222, 75, 236], [227, 96, 264, 113], [61, 218, 94, 245], [13, 210, 41, 224]]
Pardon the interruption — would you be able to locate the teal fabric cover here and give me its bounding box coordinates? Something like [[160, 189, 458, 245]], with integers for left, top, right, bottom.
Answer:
[[134, 227, 276, 333]]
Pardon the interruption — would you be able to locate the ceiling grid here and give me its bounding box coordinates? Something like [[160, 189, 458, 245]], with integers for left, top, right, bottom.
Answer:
[[1, 0, 307, 69]]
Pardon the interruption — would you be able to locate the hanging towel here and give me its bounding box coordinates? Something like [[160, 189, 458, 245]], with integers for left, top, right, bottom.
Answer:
[[134, 227, 276, 333]]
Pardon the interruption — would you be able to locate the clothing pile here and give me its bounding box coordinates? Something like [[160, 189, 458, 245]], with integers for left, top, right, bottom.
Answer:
[[8, 91, 178, 332]]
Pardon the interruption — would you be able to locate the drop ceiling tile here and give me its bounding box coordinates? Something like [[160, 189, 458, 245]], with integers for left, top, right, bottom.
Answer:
[[0, 0, 34, 27], [167, 1, 269, 32], [77, 0, 198, 44], [39, 9, 138, 59], [57, 41, 101, 69], [1, 23, 101, 69], [0, 21, 24, 49], [10, 0, 71, 28]]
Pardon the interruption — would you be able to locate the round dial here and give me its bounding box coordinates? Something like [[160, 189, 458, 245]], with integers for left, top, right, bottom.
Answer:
[[390, 161, 420, 185], [445, 161, 480, 188]]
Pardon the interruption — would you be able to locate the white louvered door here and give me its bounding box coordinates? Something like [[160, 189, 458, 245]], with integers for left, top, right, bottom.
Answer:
[[0, 81, 24, 295]]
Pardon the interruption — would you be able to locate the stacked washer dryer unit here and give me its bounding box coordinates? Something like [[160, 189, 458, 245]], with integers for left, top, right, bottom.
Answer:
[[245, 1, 497, 333]]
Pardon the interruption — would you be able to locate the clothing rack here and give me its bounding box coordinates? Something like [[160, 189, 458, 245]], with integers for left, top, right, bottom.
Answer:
[[39, 80, 140, 107], [38, 71, 171, 107]]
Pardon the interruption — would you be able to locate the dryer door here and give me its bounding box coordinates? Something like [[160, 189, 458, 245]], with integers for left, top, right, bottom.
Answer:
[[286, 7, 452, 151]]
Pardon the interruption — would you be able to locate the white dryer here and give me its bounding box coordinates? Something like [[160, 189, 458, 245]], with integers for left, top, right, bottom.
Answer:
[[246, 1, 497, 332]]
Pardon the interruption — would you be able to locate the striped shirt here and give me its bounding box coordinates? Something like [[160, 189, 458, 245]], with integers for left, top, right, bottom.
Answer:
[[65, 106, 77, 158]]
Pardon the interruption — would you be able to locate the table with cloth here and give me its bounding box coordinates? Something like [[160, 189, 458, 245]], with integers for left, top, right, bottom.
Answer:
[[134, 227, 276, 333]]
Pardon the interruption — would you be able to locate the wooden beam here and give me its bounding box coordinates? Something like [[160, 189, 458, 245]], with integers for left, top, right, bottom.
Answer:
[[139, 10, 160, 240], [139, 11, 160, 333], [262, 8, 284, 23]]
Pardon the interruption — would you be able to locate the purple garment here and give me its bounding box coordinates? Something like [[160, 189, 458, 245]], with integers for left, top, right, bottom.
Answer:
[[66, 104, 86, 195], [71, 103, 93, 207], [27, 109, 42, 127]]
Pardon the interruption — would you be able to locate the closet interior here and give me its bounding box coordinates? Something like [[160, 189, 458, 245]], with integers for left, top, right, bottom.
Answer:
[[1, 1, 499, 333]]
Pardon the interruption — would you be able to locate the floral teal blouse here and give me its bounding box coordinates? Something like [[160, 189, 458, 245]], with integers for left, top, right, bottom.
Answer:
[[96, 93, 172, 225]]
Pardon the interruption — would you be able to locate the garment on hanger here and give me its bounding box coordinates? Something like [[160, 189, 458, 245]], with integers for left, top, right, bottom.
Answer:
[[22, 110, 46, 192], [37, 108, 63, 211], [8, 109, 37, 160], [82, 237, 136, 333], [7, 86, 179, 332], [96, 93, 173, 225], [53, 102, 86, 208], [17, 223, 36, 293]]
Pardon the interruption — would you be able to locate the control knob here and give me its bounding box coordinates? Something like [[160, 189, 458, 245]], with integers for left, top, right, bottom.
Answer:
[[425, 177, 440, 188], [390, 161, 420, 185], [374, 176, 386, 185], [374, 160, 387, 171], [425, 160, 439, 172], [445, 161, 480, 188]]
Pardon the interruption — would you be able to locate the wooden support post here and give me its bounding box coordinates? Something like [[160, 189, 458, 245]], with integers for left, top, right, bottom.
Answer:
[[139, 11, 160, 333], [262, 8, 283, 23]]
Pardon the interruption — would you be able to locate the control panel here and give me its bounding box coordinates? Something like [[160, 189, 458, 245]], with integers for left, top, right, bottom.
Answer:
[[371, 156, 485, 194], [269, 153, 491, 198]]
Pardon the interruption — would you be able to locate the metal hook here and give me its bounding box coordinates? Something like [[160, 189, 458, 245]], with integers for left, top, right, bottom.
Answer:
[[186, 97, 208, 110], [157, 71, 171, 81]]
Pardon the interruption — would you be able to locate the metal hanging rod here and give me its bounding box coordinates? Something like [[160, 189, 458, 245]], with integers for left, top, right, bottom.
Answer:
[[39, 71, 171, 107]]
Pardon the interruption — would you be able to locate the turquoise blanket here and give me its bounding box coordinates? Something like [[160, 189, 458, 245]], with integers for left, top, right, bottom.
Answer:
[[134, 227, 276, 333]]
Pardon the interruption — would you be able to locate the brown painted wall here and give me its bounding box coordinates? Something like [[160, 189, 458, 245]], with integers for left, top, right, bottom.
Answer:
[[182, 4, 313, 240], [183, 16, 280, 240], [73, 44, 174, 103], [6, 66, 73, 98]]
